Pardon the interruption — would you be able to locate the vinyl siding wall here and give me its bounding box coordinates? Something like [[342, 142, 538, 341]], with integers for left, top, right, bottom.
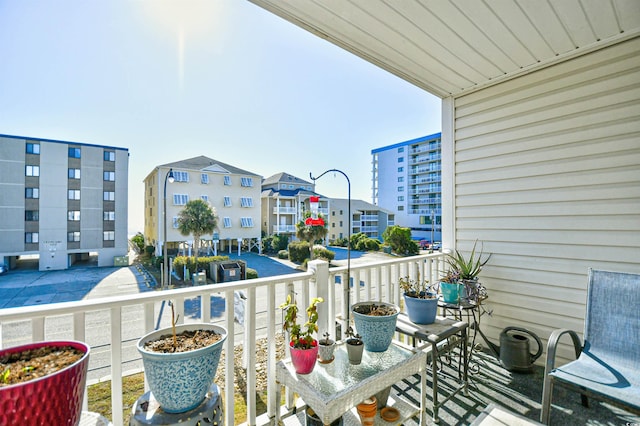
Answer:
[[452, 37, 640, 364]]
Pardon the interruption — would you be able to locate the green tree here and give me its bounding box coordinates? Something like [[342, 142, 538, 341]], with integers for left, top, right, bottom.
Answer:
[[382, 225, 418, 256], [295, 211, 328, 260], [131, 232, 145, 252], [176, 199, 218, 260]]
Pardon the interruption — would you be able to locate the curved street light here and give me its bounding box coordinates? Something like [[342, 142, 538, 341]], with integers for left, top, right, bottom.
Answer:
[[163, 168, 175, 290], [309, 169, 351, 328]]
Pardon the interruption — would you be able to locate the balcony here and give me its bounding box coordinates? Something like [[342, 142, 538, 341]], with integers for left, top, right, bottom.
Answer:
[[0, 253, 634, 426], [273, 206, 296, 214], [273, 224, 296, 233]]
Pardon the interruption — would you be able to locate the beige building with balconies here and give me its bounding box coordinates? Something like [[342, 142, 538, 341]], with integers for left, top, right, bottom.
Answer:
[[144, 156, 262, 256], [0, 134, 129, 271], [329, 198, 394, 242]]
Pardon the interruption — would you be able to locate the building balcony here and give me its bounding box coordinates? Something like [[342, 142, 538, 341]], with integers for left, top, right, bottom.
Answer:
[[0, 253, 632, 426], [273, 224, 296, 233], [273, 207, 297, 214]]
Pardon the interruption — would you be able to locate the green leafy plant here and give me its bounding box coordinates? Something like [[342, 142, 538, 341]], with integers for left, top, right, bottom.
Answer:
[[1, 368, 10, 383], [399, 273, 438, 299], [279, 295, 324, 349], [345, 326, 362, 345], [445, 240, 491, 281]]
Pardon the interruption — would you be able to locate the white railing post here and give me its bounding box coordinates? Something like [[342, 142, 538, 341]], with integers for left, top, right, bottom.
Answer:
[[110, 307, 124, 426], [224, 289, 235, 426], [245, 286, 257, 425], [308, 260, 329, 339], [266, 283, 277, 418]]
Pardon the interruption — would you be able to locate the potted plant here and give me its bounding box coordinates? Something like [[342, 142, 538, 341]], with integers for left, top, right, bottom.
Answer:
[[399, 274, 439, 324], [137, 301, 227, 413], [345, 326, 364, 365], [351, 301, 400, 352], [0, 340, 90, 425], [280, 295, 324, 374], [318, 331, 336, 364], [441, 240, 491, 304]]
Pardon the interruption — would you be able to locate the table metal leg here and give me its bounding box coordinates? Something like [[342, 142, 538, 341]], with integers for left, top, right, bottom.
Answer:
[[431, 340, 440, 423]]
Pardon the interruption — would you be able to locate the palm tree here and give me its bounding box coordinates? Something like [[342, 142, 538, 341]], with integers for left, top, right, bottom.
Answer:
[[176, 199, 218, 260], [295, 211, 328, 260]]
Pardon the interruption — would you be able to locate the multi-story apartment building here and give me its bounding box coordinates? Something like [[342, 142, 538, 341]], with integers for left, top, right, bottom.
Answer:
[[372, 133, 442, 242], [0, 134, 129, 271], [144, 156, 262, 256], [260, 172, 328, 239], [328, 198, 394, 241]]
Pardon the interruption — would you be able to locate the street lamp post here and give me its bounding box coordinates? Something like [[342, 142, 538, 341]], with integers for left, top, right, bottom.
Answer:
[[163, 168, 175, 290], [309, 169, 351, 328]]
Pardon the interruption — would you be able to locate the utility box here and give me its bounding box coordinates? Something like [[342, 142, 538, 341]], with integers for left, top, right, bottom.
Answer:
[[114, 256, 129, 267], [192, 271, 207, 285], [220, 262, 241, 282]]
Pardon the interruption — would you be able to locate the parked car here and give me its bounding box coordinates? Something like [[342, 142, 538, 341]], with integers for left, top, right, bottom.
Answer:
[[0, 265, 7, 275], [431, 242, 442, 251]]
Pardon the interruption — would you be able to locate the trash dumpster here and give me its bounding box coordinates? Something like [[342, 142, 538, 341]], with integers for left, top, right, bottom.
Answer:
[[192, 271, 207, 285], [220, 262, 241, 282]]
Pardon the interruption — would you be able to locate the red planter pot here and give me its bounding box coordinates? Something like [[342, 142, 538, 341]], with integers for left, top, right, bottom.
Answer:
[[0, 340, 90, 426], [289, 344, 319, 374]]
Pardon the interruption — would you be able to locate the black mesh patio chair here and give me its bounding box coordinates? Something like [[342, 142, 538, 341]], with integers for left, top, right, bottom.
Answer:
[[540, 268, 640, 424]]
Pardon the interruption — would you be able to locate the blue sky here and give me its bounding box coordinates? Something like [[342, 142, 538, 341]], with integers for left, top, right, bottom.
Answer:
[[0, 0, 441, 234]]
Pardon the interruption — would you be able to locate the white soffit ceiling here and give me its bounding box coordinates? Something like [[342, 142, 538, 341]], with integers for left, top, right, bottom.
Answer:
[[249, 0, 640, 98]]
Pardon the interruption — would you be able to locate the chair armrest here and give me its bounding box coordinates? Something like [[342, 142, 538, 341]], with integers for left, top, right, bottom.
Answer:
[[544, 329, 583, 375]]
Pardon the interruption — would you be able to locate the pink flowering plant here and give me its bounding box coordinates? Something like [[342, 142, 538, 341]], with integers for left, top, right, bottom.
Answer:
[[280, 295, 324, 349]]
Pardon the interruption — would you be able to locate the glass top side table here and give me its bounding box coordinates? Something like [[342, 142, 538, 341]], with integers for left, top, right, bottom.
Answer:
[[276, 341, 427, 425]]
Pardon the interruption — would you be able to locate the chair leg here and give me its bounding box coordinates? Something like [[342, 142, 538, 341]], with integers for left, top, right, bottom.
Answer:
[[540, 376, 554, 424]]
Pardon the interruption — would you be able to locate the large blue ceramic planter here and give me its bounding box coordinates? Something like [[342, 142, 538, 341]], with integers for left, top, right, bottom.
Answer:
[[351, 302, 400, 352], [403, 294, 438, 324], [137, 323, 227, 413]]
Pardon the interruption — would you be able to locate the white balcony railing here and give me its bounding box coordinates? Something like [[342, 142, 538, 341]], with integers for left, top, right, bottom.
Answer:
[[273, 206, 296, 214], [273, 224, 296, 233], [0, 253, 446, 426]]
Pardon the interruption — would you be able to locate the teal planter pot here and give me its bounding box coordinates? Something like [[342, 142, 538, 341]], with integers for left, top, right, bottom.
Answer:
[[440, 282, 467, 304], [403, 294, 438, 324], [351, 302, 400, 352], [137, 323, 227, 413]]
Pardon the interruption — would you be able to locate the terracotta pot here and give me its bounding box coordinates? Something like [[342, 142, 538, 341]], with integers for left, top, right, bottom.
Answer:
[[0, 340, 90, 426], [356, 396, 378, 426], [290, 344, 319, 374]]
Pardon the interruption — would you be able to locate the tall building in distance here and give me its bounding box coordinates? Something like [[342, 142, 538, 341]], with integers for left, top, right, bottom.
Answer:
[[0, 134, 129, 271], [372, 133, 442, 243], [144, 156, 262, 257]]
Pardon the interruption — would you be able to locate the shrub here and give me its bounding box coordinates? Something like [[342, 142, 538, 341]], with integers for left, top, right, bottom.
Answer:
[[288, 241, 310, 263], [277, 250, 289, 259], [145, 245, 155, 256], [172, 255, 230, 280], [313, 246, 335, 262], [246, 268, 258, 279], [364, 238, 381, 251], [271, 235, 289, 252], [333, 237, 348, 247]]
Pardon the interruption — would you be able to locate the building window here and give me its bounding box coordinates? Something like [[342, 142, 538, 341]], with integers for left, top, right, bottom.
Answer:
[[201, 174, 209, 184], [397, 167, 403, 172], [68, 147, 81, 158], [103, 191, 115, 201], [397, 157, 404, 163], [68, 168, 81, 179], [172, 217, 179, 228], [397, 206, 404, 211], [201, 195, 209, 202], [241, 217, 254, 227], [398, 196, 404, 201], [68, 190, 81, 200], [397, 186, 404, 192], [397, 176, 404, 182], [25, 232, 39, 243], [68, 210, 80, 221], [241, 177, 253, 187], [104, 151, 115, 161], [240, 197, 253, 207], [103, 171, 115, 181], [173, 194, 188, 205], [25, 188, 39, 199], [173, 171, 189, 182], [26, 165, 40, 176], [339, 221, 343, 226], [223, 196, 232, 207], [26, 143, 40, 154], [67, 231, 80, 242], [223, 217, 232, 228], [103, 211, 115, 221], [332, 211, 335, 216], [398, 147, 404, 153], [25, 210, 39, 221], [103, 231, 115, 241], [224, 175, 231, 185]]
